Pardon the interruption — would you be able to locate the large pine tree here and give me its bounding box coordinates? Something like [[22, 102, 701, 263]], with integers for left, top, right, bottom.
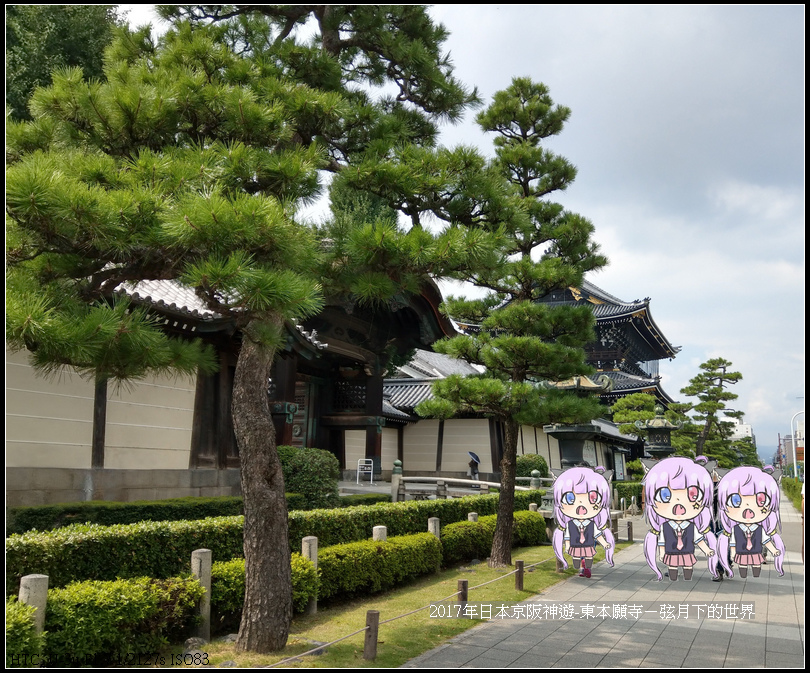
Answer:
[[417, 79, 608, 567], [6, 8, 496, 653]]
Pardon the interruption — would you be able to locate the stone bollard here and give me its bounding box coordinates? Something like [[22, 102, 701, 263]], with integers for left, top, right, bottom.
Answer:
[[515, 560, 524, 591], [363, 610, 380, 661], [627, 521, 633, 543], [467, 512, 478, 522], [191, 549, 212, 642], [373, 525, 387, 541], [436, 480, 448, 499], [18, 574, 48, 635], [556, 558, 564, 573], [457, 579, 468, 614], [428, 517, 441, 539], [530, 470, 542, 490], [391, 474, 402, 503], [302, 536, 318, 615], [529, 503, 538, 512]]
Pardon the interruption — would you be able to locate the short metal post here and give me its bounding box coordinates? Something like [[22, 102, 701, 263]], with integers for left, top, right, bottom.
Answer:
[[515, 560, 524, 591], [363, 610, 380, 660]]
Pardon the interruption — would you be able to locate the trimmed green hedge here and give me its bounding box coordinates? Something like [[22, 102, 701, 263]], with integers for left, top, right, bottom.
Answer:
[[6, 517, 245, 596], [7, 491, 546, 594], [6, 494, 306, 536], [6, 598, 45, 668], [337, 493, 392, 507], [615, 481, 643, 506], [43, 576, 203, 667], [441, 511, 547, 565], [210, 553, 318, 635], [317, 533, 442, 601], [287, 490, 546, 550]]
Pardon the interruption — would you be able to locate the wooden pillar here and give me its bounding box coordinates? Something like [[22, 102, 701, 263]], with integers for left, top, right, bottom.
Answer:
[[270, 354, 298, 447], [91, 377, 107, 469], [365, 371, 383, 473]]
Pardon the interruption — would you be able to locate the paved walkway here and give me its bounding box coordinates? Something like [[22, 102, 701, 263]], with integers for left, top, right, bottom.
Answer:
[[403, 491, 805, 669]]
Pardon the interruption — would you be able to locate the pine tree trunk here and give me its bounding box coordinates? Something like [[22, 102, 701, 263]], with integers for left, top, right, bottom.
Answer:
[[489, 418, 519, 568], [232, 318, 292, 653]]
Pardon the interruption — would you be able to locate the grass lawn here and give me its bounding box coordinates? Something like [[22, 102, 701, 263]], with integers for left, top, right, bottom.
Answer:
[[164, 541, 633, 668]]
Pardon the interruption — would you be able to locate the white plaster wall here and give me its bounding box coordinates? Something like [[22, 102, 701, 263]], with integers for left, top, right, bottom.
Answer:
[[104, 372, 196, 469], [401, 419, 441, 471], [440, 419, 493, 473], [6, 348, 94, 468]]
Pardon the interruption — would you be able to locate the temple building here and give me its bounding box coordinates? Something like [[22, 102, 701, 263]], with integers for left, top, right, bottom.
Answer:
[[6, 276, 679, 504]]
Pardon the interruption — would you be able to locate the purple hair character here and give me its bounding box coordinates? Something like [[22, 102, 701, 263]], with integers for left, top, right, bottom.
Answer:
[[552, 466, 615, 574], [715, 466, 785, 578], [642, 456, 718, 581]]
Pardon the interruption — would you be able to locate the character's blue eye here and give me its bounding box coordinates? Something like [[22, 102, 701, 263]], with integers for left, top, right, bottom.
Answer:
[[727, 493, 743, 508], [564, 492, 576, 505], [655, 487, 672, 503]]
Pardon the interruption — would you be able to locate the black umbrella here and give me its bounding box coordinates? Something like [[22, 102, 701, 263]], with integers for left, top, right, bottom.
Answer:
[[468, 452, 481, 464]]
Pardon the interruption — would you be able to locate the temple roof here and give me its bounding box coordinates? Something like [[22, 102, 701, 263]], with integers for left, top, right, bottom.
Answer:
[[597, 371, 676, 406]]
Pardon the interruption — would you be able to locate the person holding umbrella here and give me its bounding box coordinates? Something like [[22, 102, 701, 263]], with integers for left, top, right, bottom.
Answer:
[[468, 452, 480, 489]]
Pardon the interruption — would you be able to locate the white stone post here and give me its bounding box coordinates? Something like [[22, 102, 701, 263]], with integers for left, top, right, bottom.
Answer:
[[191, 549, 212, 642], [467, 512, 478, 522], [18, 574, 49, 635], [428, 517, 441, 539], [302, 536, 318, 615], [373, 525, 387, 541]]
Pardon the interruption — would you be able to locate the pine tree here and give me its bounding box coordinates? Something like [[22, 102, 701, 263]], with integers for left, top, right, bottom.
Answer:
[[677, 358, 744, 467], [417, 79, 608, 568], [6, 8, 490, 653]]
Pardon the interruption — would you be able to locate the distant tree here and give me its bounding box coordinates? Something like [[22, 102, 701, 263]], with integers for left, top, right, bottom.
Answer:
[[5, 5, 123, 120], [611, 393, 657, 438], [417, 78, 608, 568], [677, 358, 744, 467]]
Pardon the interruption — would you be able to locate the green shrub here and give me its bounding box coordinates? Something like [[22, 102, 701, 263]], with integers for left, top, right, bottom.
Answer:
[[337, 493, 392, 507], [6, 494, 307, 535], [441, 511, 547, 565], [43, 577, 203, 667], [782, 477, 803, 512], [625, 459, 645, 481], [516, 454, 549, 478], [278, 446, 341, 510], [317, 533, 442, 601], [210, 553, 318, 635], [6, 598, 45, 668]]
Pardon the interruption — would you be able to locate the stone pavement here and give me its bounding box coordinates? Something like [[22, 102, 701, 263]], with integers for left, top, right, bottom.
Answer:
[[402, 491, 805, 669]]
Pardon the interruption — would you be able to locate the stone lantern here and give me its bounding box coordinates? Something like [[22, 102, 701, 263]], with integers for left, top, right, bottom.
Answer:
[[635, 404, 682, 459]]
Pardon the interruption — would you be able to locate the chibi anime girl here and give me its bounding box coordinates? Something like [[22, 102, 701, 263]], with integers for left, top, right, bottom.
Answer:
[[715, 465, 785, 578], [642, 456, 719, 581], [551, 466, 615, 575]]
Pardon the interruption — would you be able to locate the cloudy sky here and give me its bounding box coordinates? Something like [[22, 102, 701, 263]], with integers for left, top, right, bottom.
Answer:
[[122, 5, 804, 461]]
